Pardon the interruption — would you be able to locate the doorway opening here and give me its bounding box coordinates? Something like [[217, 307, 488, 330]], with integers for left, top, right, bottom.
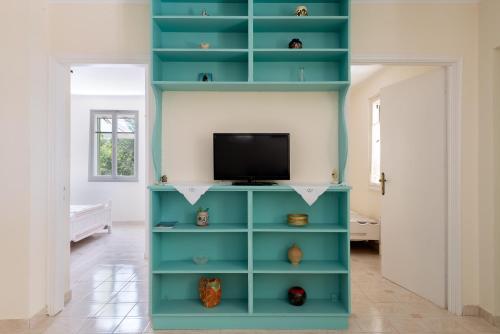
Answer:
[[48, 61, 151, 332], [65, 64, 149, 322], [347, 64, 451, 315]]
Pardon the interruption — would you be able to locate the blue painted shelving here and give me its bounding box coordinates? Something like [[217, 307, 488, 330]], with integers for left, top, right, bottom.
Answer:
[[149, 0, 351, 329], [149, 185, 351, 329]]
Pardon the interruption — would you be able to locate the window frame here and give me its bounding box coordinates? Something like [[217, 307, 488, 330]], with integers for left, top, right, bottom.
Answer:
[[88, 110, 139, 182], [369, 95, 381, 191]]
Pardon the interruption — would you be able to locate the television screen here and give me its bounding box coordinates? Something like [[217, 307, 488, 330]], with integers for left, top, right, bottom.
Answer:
[[213, 133, 290, 182]]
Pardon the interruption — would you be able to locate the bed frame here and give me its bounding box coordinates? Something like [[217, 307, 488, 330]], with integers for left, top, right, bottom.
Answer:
[[70, 201, 112, 242]]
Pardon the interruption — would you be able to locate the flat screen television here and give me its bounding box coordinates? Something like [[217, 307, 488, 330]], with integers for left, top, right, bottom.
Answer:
[[213, 133, 290, 185]]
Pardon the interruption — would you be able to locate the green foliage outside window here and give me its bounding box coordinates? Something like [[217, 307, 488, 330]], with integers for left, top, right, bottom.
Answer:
[[94, 113, 137, 179]]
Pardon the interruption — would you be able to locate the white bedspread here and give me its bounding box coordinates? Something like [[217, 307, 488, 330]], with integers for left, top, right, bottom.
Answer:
[[70, 204, 105, 218]]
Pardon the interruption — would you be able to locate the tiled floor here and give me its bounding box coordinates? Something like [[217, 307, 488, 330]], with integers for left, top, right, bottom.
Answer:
[[15, 224, 500, 334]]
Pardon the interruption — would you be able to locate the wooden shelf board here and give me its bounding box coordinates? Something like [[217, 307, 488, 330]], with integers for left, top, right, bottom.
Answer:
[[253, 48, 348, 61], [254, 17, 348, 32], [253, 223, 347, 232], [253, 260, 348, 273], [154, 48, 248, 61], [253, 299, 348, 315], [153, 260, 248, 273], [153, 299, 248, 315], [153, 223, 247, 232], [152, 81, 349, 91], [154, 16, 248, 32]]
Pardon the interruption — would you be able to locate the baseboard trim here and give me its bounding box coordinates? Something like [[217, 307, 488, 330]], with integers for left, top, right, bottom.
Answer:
[[64, 289, 72, 305], [0, 307, 47, 331], [462, 305, 479, 316], [464, 305, 500, 328]]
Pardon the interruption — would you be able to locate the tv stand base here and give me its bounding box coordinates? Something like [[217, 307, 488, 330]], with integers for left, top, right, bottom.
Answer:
[[232, 181, 277, 186]]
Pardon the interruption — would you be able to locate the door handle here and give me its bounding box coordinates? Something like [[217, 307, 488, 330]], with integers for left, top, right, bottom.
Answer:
[[379, 172, 388, 195]]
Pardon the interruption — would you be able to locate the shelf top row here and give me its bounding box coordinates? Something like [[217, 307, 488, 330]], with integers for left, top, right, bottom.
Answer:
[[155, 0, 348, 3]]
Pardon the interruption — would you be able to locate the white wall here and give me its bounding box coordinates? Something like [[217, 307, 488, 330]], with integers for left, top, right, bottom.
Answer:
[[164, 92, 338, 183], [0, 0, 49, 319], [347, 66, 435, 220], [70, 95, 146, 222], [478, 0, 500, 317]]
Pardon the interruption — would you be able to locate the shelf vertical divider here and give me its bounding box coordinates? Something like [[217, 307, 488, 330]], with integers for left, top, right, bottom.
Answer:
[[247, 190, 254, 313], [248, 0, 254, 82], [345, 193, 351, 313]]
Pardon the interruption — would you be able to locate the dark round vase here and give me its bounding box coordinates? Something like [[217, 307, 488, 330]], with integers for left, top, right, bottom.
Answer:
[[288, 286, 307, 306]]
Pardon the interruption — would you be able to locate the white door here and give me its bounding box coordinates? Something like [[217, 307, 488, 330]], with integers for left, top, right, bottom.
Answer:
[[380, 68, 447, 308], [47, 60, 71, 315]]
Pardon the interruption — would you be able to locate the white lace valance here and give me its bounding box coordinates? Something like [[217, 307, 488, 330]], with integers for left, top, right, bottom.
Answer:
[[290, 184, 330, 206], [172, 184, 213, 205]]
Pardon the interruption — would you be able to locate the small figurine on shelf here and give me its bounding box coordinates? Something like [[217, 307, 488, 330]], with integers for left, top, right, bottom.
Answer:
[[288, 38, 303, 49], [160, 175, 168, 184], [200, 42, 210, 49], [201, 8, 209, 16], [288, 286, 307, 306], [196, 207, 209, 227], [295, 5, 308, 16], [199, 277, 221, 308], [198, 72, 214, 82]]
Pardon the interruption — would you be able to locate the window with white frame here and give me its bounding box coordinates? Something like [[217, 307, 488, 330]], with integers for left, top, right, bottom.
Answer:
[[370, 98, 381, 186], [89, 110, 138, 182]]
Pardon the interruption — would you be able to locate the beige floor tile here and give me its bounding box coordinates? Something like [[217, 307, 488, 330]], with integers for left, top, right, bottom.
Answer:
[[95, 303, 136, 318], [354, 317, 398, 333], [42, 317, 87, 334], [94, 281, 128, 292], [58, 303, 105, 318], [113, 317, 149, 333], [389, 318, 433, 333], [109, 291, 147, 303], [421, 318, 471, 333], [456, 317, 500, 333], [126, 303, 149, 318], [77, 317, 123, 333]]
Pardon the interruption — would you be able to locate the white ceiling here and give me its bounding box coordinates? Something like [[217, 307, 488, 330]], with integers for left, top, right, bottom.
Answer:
[[350, 65, 384, 86], [71, 64, 146, 96]]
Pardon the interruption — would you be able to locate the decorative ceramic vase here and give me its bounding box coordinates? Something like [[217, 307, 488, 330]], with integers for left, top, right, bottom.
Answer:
[[199, 277, 222, 308], [197, 210, 209, 227], [295, 5, 308, 16], [288, 243, 303, 266], [288, 286, 307, 306], [288, 38, 303, 49], [200, 42, 210, 49]]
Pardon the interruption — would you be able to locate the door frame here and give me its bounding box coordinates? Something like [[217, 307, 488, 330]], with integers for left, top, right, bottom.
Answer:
[[47, 55, 154, 315], [351, 55, 463, 315]]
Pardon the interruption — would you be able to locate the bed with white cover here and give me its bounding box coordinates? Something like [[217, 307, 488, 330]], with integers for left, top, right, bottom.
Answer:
[[350, 210, 380, 241], [70, 201, 112, 242]]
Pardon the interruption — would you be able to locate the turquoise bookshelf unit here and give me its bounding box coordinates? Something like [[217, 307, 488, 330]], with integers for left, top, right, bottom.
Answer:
[[151, 7, 350, 91], [149, 185, 350, 329], [149, 0, 351, 329]]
